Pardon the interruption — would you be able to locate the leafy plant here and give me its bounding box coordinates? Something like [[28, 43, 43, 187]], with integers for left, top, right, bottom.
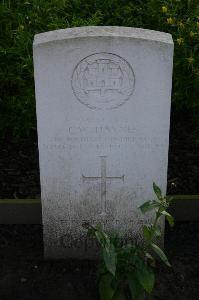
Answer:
[[83, 183, 174, 300]]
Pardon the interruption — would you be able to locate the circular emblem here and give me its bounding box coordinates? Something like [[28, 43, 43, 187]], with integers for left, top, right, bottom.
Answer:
[[71, 53, 135, 110]]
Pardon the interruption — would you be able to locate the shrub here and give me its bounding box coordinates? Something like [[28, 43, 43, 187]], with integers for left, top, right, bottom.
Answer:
[[0, 0, 198, 138]]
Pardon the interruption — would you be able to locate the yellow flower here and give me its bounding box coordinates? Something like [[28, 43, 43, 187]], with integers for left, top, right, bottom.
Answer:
[[19, 25, 24, 30], [178, 21, 184, 29], [190, 31, 195, 37], [187, 57, 194, 64], [167, 17, 174, 25], [161, 6, 168, 13], [176, 37, 184, 45]]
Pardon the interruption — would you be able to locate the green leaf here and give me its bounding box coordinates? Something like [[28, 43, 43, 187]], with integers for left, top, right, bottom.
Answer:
[[128, 272, 144, 300], [110, 232, 120, 248], [112, 289, 126, 300], [99, 273, 115, 300], [166, 196, 174, 204], [153, 225, 162, 238], [139, 200, 159, 214], [151, 243, 171, 267], [92, 224, 111, 249], [145, 252, 155, 264], [143, 225, 152, 241], [103, 243, 117, 276], [95, 230, 107, 248], [153, 182, 162, 200], [160, 211, 174, 227], [136, 260, 155, 294]]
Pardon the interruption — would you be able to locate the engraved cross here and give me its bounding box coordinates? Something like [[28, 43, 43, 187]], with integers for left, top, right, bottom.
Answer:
[[82, 156, 124, 210]]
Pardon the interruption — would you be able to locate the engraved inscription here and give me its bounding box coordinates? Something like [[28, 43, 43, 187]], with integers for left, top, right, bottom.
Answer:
[[71, 53, 135, 110], [82, 156, 124, 211]]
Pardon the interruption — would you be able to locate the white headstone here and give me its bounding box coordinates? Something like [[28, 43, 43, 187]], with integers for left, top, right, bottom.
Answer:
[[33, 26, 173, 259]]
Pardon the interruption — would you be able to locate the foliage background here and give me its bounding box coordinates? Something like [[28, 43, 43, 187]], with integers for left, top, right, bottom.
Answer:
[[0, 0, 199, 138]]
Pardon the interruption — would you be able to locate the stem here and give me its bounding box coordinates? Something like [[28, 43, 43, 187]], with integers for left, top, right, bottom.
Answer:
[[146, 212, 160, 249]]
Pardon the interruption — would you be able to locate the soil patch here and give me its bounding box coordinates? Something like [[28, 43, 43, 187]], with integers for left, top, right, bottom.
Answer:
[[0, 222, 199, 300]]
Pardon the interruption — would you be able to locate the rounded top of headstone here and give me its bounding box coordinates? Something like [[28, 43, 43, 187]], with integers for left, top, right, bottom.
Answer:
[[33, 26, 173, 46]]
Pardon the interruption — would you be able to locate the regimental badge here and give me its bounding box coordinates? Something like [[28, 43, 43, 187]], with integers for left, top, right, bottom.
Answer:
[[71, 53, 135, 110]]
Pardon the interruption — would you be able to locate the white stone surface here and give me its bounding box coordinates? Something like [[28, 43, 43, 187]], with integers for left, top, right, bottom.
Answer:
[[33, 26, 173, 259]]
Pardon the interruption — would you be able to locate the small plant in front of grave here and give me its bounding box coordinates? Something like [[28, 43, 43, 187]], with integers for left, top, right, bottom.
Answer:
[[83, 183, 174, 300]]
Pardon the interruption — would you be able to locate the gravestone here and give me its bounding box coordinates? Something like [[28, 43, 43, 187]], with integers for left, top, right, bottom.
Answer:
[[33, 26, 173, 259]]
